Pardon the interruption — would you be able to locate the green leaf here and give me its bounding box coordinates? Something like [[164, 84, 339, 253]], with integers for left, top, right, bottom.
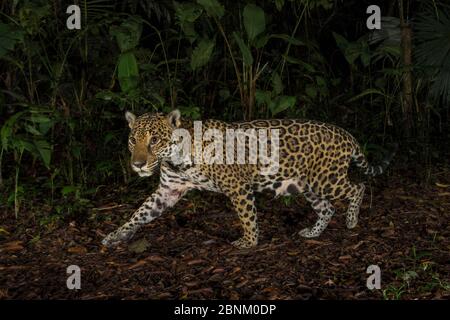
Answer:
[[281, 54, 315, 72], [275, 0, 285, 11], [254, 34, 269, 48], [29, 115, 51, 123], [346, 88, 386, 103], [196, 0, 224, 19], [233, 32, 253, 65], [305, 86, 317, 99], [243, 4, 265, 43], [255, 90, 271, 106], [25, 125, 42, 136], [315, 76, 326, 88], [118, 52, 139, 93], [269, 34, 305, 46], [332, 32, 362, 65], [332, 32, 349, 52], [174, 2, 203, 42], [269, 95, 296, 116], [110, 17, 142, 52], [0, 23, 25, 58], [34, 139, 52, 168], [1, 111, 25, 150], [18, 2, 50, 35], [174, 2, 203, 23], [272, 72, 283, 95], [95, 90, 118, 101], [62, 186, 78, 197], [190, 38, 215, 70]]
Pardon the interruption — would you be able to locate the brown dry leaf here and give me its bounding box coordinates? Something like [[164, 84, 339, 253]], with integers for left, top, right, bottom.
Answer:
[[382, 228, 395, 237], [185, 281, 199, 287], [187, 259, 205, 265], [0, 241, 24, 253], [0, 288, 8, 299], [0, 265, 31, 270], [304, 239, 331, 245], [127, 259, 147, 270], [212, 268, 225, 274], [351, 241, 365, 250], [338, 255, 352, 260], [67, 246, 87, 254], [188, 288, 213, 295], [236, 280, 249, 288], [229, 291, 240, 300], [156, 292, 172, 299], [147, 255, 165, 262], [324, 279, 335, 286]]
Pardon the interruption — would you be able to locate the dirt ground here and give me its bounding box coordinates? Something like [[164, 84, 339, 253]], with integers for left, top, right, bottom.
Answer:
[[1, 167, 449, 300]]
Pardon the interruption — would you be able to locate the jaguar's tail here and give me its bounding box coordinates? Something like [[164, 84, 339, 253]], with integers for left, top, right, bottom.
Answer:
[[351, 143, 398, 177]]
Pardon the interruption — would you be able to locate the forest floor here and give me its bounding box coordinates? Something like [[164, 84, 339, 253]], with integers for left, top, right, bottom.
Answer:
[[1, 167, 449, 300]]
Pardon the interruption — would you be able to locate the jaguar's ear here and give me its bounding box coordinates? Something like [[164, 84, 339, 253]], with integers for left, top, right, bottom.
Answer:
[[166, 109, 181, 129], [125, 111, 136, 129]]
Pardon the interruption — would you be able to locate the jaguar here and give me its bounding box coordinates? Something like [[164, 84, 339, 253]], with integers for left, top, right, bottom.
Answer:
[[102, 110, 396, 249]]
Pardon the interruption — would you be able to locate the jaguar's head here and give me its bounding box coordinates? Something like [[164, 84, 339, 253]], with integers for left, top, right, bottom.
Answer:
[[125, 109, 181, 177]]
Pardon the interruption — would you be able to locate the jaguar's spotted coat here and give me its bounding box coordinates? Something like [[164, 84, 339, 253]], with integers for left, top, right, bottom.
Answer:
[[102, 110, 396, 249]]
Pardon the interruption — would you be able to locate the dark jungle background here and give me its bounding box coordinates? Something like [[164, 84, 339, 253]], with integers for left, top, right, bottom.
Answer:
[[0, 0, 449, 300]]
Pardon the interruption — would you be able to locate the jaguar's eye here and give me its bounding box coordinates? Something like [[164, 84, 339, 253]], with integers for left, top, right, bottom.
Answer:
[[150, 136, 159, 145], [129, 137, 136, 145]]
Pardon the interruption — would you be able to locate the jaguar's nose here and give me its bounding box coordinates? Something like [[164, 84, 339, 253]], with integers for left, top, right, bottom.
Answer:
[[133, 160, 146, 169]]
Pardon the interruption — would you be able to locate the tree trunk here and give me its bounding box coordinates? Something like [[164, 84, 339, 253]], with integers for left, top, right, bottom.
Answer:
[[399, 0, 414, 139]]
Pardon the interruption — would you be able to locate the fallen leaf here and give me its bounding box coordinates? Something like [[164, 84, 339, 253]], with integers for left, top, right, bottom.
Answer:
[[147, 255, 165, 262], [68, 246, 87, 254], [0, 241, 24, 252], [304, 240, 331, 245], [351, 241, 365, 250], [127, 259, 147, 270], [187, 259, 205, 265], [128, 239, 150, 253]]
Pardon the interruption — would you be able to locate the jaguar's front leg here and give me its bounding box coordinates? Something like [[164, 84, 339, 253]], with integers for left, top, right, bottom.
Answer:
[[102, 184, 188, 247], [228, 187, 259, 249]]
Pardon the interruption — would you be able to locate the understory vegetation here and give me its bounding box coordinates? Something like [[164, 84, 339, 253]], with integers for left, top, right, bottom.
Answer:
[[0, 0, 449, 300]]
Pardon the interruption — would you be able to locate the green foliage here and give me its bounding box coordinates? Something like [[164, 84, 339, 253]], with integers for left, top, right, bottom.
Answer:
[[174, 2, 203, 43], [196, 0, 224, 18], [415, 6, 450, 105], [1, 108, 55, 169], [110, 17, 143, 52], [110, 17, 143, 94], [0, 23, 25, 57], [0, 0, 448, 222], [118, 52, 139, 93], [232, 32, 253, 65], [191, 38, 215, 70], [243, 4, 265, 43]]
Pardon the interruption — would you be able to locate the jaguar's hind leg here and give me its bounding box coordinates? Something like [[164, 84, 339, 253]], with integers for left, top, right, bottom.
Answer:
[[299, 188, 336, 238], [344, 182, 365, 229]]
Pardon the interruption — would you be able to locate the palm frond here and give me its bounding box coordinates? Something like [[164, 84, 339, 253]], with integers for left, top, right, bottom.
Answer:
[[414, 5, 450, 104]]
